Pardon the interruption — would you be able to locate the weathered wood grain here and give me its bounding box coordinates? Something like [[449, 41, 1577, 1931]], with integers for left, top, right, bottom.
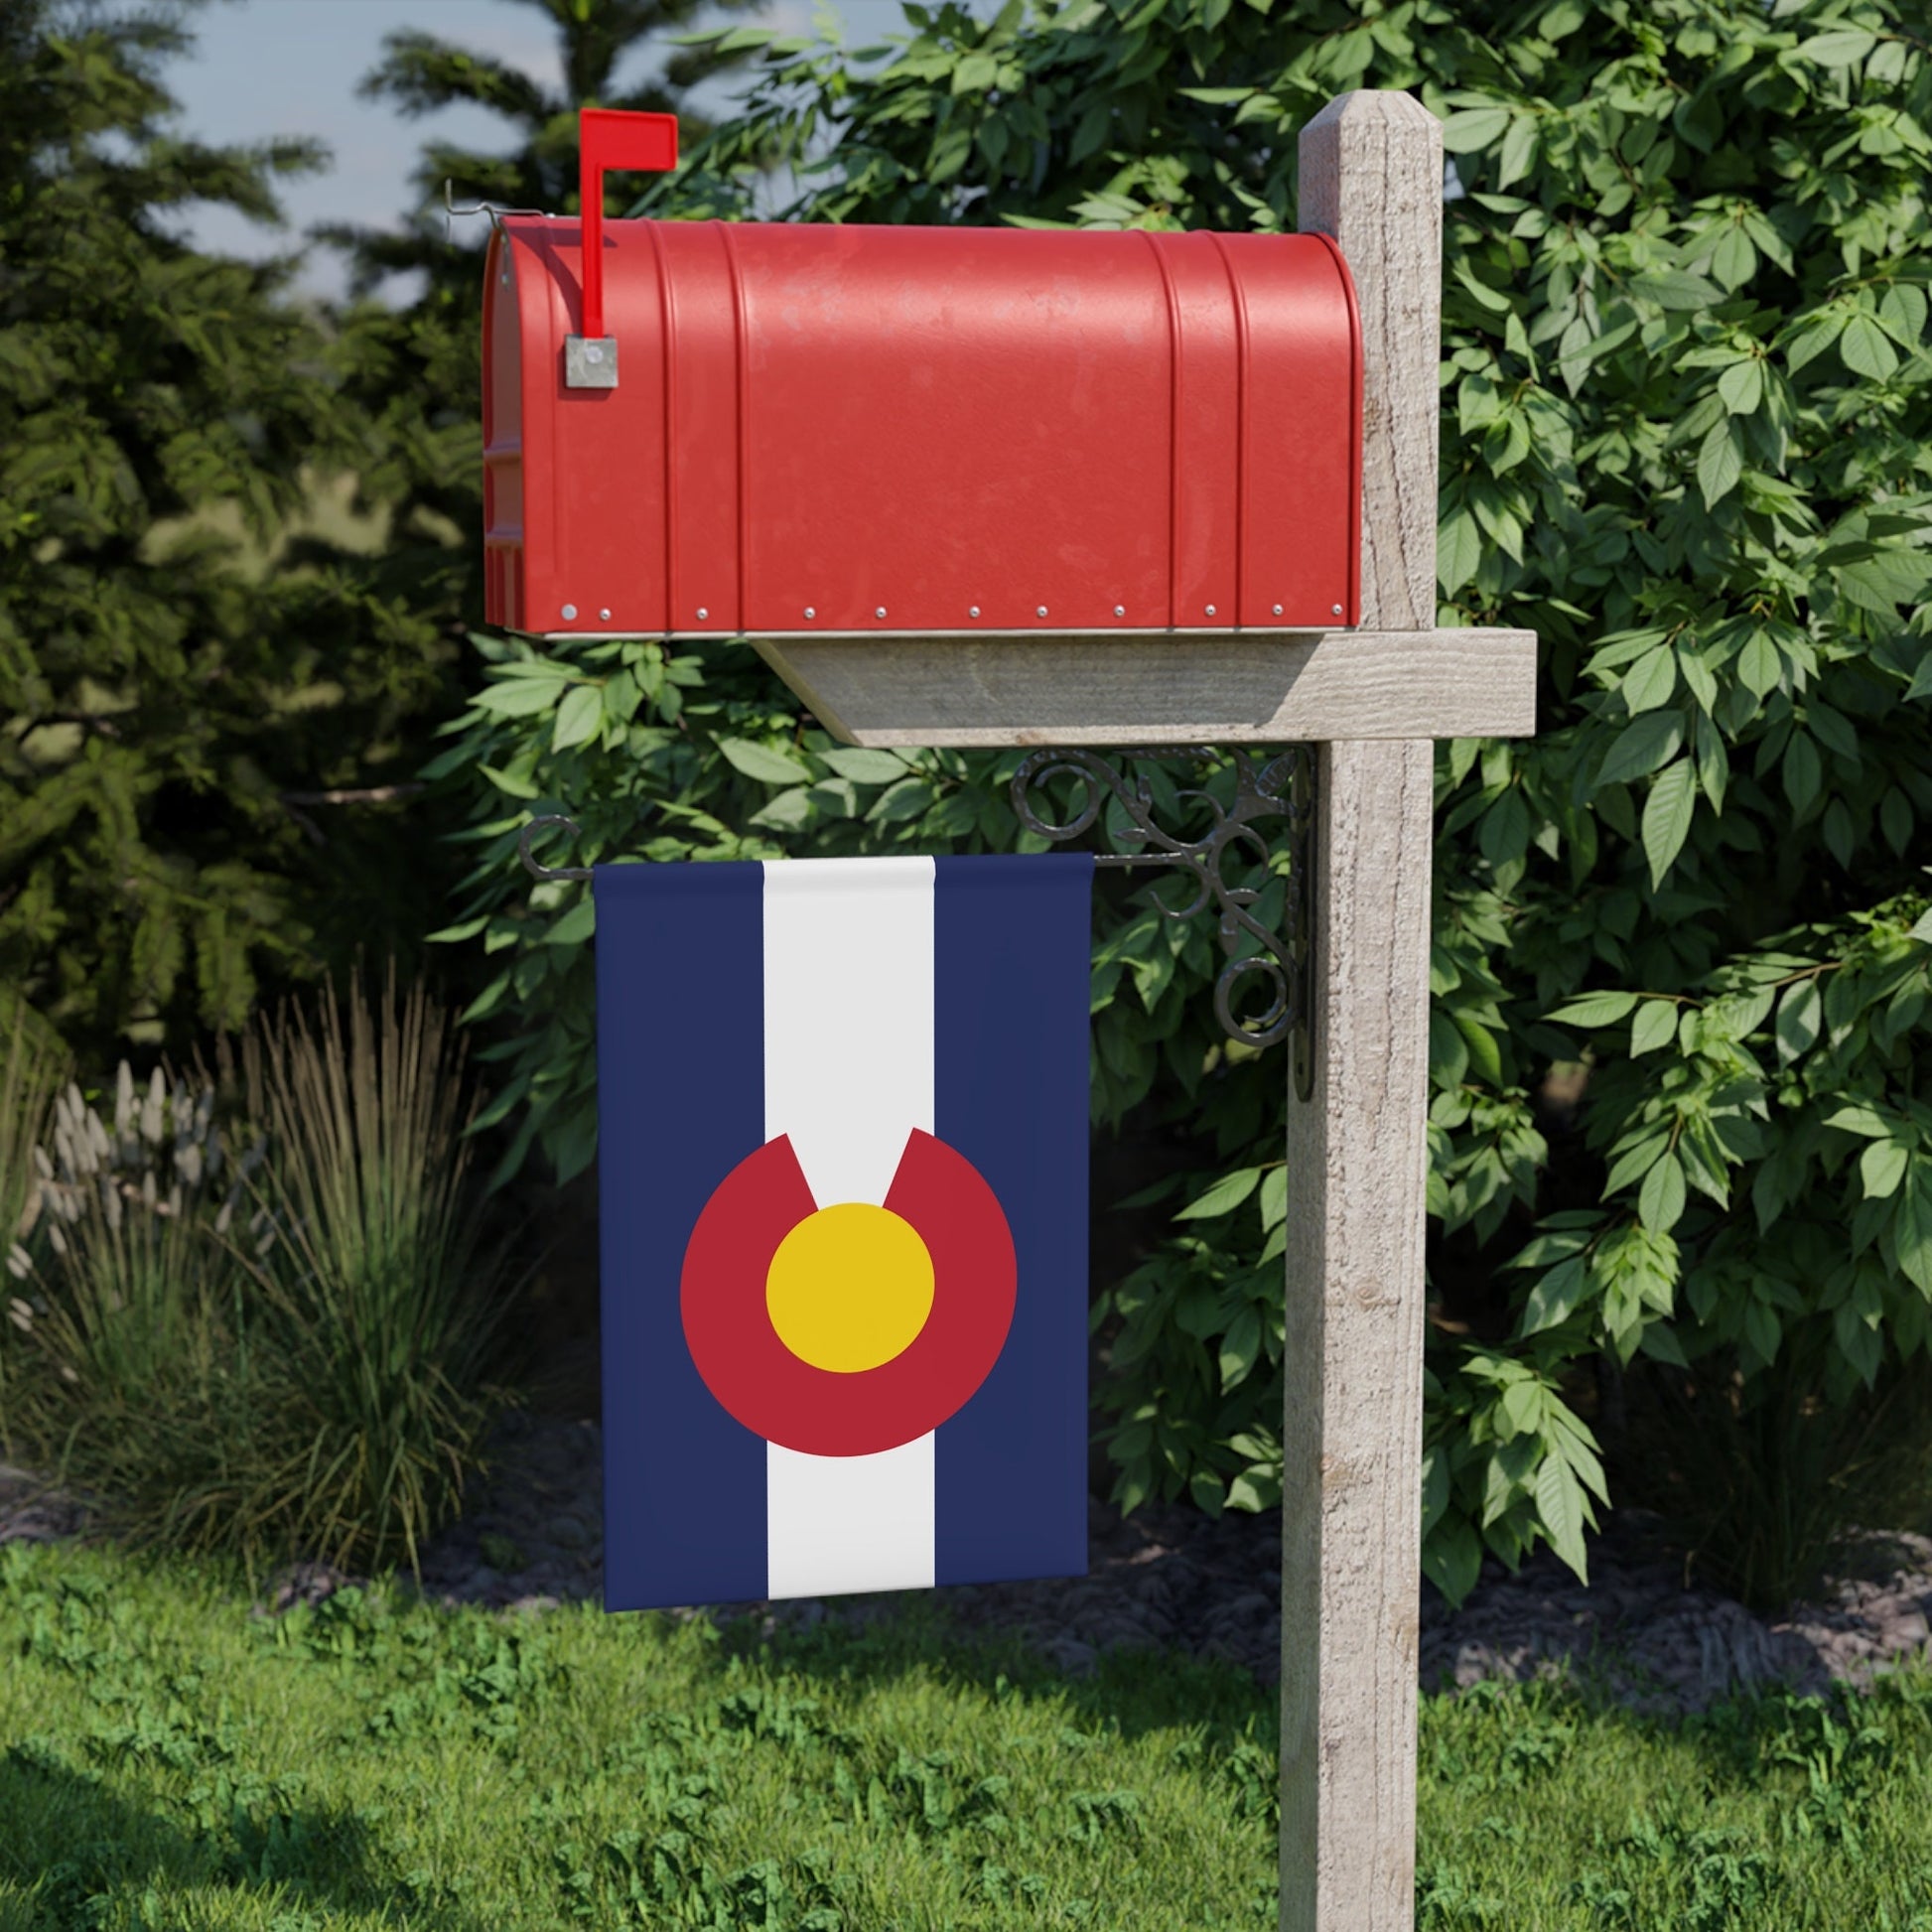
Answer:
[[1280, 740, 1433, 1932], [752, 626, 1533, 748], [1300, 91, 1444, 631], [1280, 90, 1447, 1932]]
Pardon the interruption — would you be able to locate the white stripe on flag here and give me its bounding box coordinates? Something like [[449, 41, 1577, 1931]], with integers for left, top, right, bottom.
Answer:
[[761, 857, 936, 1598]]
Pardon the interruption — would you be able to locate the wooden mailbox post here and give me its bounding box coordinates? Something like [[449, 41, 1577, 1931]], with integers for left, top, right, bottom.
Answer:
[[497, 88, 1533, 1932]]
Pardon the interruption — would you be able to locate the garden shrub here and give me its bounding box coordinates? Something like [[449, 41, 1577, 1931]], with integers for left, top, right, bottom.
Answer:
[[438, 0, 1932, 1602], [0, 979, 514, 1574]]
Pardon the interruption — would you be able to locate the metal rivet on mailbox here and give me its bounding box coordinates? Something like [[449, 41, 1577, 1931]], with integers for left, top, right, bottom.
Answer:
[[599, 608, 612, 621], [969, 606, 981, 619], [876, 607, 888, 620], [562, 604, 578, 621], [803, 607, 816, 621], [1036, 606, 1048, 619], [1114, 606, 1126, 619], [1274, 604, 1285, 617], [1205, 605, 1216, 618], [696, 608, 709, 621], [1332, 604, 1343, 617]]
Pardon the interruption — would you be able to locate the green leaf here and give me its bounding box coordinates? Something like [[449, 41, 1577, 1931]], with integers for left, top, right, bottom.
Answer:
[[1438, 505, 1481, 594], [1621, 646, 1678, 716], [1174, 1167, 1263, 1220], [1783, 733, 1822, 818], [951, 51, 999, 91], [1738, 630, 1783, 700], [1716, 358, 1763, 415], [1641, 760, 1698, 889], [473, 678, 569, 719], [1895, 1173, 1932, 1297], [551, 684, 603, 752], [1697, 420, 1743, 509], [1218, 1307, 1262, 1391], [1478, 788, 1531, 870], [540, 898, 596, 947], [719, 738, 815, 785], [748, 785, 814, 830], [1535, 1450, 1588, 1584], [1596, 711, 1684, 787], [1775, 978, 1823, 1063], [1547, 990, 1640, 1028], [1840, 314, 1899, 382], [426, 916, 488, 944], [1520, 1256, 1589, 1334], [1440, 106, 1511, 154], [1880, 284, 1928, 345], [1639, 1151, 1687, 1233], [1452, 1008, 1503, 1087], [1709, 226, 1757, 295], [1422, 1516, 1483, 1608], [1862, 1138, 1910, 1201], [1629, 1000, 1678, 1055], [1496, 116, 1537, 192], [479, 762, 542, 801], [818, 747, 910, 784], [1638, 1320, 1690, 1369], [1421, 1445, 1449, 1542], [1694, 711, 1728, 808], [1258, 1165, 1288, 1231], [1630, 268, 1725, 311], [1784, 311, 1846, 374], [1798, 28, 1876, 67], [1227, 1470, 1279, 1514], [1499, 1377, 1544, 1439], [867, 777, 933, 823]]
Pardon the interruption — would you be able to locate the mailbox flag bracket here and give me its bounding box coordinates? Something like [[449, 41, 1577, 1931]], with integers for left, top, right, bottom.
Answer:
[[567, 107, 678, 387]]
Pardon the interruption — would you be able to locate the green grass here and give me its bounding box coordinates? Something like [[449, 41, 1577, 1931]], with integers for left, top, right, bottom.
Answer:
[[5, 1542, 1932, 1931]]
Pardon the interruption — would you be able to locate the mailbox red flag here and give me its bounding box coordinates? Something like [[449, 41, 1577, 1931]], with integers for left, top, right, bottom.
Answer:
[[576, 109, 678, 341]]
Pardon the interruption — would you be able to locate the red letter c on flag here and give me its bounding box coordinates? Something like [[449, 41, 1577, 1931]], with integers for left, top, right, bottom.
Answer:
[[680, 1130, 1017, 1455]]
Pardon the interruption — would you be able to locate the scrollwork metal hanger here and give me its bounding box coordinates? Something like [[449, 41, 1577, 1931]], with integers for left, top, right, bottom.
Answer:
[[1010, 748, 1315, 1097]]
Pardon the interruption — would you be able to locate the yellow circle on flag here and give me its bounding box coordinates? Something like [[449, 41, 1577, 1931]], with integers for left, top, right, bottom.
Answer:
[[764, 1202, 936, 1373]]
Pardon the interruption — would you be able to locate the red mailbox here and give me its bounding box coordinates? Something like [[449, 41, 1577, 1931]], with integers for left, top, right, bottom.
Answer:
[[483, 114, 1362, 640]]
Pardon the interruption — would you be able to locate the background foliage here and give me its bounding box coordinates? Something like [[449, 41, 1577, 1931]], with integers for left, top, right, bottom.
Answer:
[[438, 0, 1932, 1604], [0, 0, 466, 1061]]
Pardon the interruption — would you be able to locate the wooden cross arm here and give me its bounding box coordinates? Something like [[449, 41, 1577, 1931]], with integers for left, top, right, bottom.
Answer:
[[753, 625, 1535, 749]]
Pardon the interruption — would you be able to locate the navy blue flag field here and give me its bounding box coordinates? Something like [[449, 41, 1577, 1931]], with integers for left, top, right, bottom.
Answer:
[[594, 853, 1094, 1609]]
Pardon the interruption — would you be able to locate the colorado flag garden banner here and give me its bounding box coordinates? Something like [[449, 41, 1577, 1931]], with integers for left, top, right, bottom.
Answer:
[[594, 853, 1094, 1610]]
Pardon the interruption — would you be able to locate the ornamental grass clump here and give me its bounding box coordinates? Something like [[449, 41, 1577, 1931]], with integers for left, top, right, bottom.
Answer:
[[0, 1059, 279, 1552], [233, 970, 515, 1574], [0, 977, 514, 1576]]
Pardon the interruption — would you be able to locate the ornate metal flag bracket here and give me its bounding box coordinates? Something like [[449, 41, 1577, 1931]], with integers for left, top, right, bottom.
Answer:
[[1010, 747, 1316, 1099]]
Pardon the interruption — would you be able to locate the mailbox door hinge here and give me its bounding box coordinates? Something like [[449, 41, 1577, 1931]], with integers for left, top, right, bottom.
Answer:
[[565, 336, 619, 389]]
